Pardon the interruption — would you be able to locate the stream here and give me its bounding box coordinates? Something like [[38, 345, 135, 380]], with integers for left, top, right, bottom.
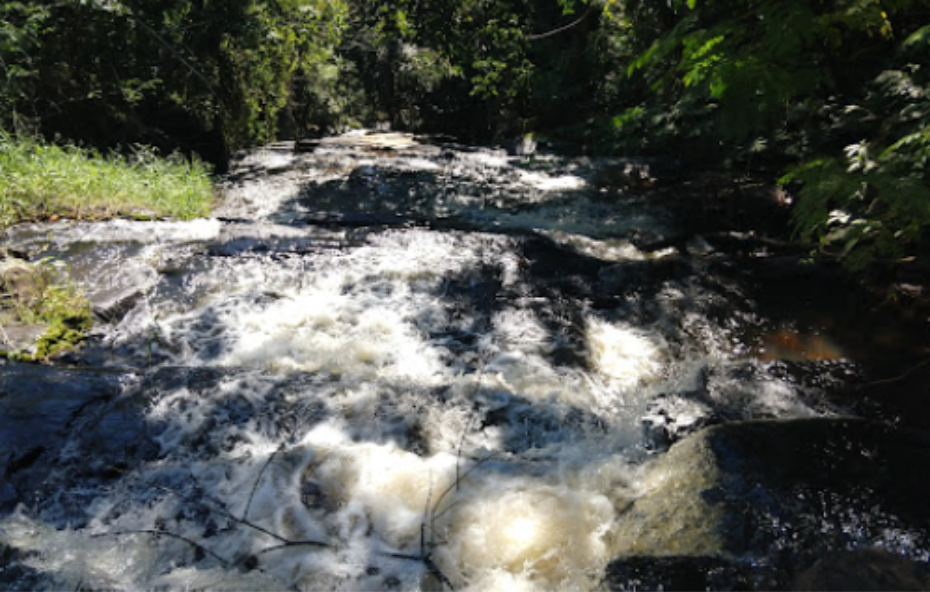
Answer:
[[2, 131, 929, 590]]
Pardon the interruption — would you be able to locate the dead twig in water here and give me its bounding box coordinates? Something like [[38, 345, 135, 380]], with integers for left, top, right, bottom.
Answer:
[[98, 367, 500, 592], [865, 357, 930, 387], [243, 441, 286, 522], [92, 529, 232, 567]]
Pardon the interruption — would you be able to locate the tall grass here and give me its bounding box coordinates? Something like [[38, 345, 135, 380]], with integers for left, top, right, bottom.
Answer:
[[0, 134, 214, 227]]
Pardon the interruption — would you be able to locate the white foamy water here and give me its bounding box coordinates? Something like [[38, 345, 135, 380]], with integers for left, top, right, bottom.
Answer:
[[587, 319, 666, 389], [0, 132, 857, 591]]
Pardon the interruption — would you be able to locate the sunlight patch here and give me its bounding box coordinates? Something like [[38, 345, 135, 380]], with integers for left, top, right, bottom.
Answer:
[[517, 170, 587, 192], [217, 294, 447, 381], [587, 318, 665, 388], [303, 431, 459, 549], [437, 484, 614, 589]]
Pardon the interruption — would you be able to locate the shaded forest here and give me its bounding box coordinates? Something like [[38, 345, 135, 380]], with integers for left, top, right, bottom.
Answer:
[[2, 0, 929, 271]]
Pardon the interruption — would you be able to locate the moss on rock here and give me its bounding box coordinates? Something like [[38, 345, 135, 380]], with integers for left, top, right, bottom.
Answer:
[[1, 255, 91, 360]]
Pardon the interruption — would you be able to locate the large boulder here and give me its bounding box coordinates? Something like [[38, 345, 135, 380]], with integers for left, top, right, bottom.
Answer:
[[607, 418, 930, 590]]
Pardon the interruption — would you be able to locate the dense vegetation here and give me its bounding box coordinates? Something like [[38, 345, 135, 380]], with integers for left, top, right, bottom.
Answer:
[[622, 0, 930, 270], [1, 0, 928, 270]]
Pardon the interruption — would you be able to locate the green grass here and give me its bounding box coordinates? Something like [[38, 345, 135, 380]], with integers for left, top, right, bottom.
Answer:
[[0, 133, 214, 227]]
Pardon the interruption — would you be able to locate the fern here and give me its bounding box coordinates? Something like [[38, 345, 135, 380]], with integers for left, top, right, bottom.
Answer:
[[785, 132, 930, 269]]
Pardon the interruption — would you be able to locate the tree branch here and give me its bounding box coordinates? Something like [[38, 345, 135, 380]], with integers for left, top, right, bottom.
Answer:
[[527, 7, 594, 41]]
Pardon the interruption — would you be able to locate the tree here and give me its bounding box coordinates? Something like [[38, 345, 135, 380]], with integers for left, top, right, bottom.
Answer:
[[621, 0, 930, 268], [0, 0, 351, 168]]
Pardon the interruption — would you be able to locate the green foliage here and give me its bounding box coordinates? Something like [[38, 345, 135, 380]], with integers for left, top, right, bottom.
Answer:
[[0, 0, 352, 164], [340, 0, 631, 140], [1, 257, 92, 360], [784, 66, 930, 268], [628, 0, 835, 142], [624, 0, 930, 269], [0, 133, 213, 227], [30, 279, 93, 360], [2, 0, 643, 150], [0, 2, 49, 132], [32, 315, 91, 360], [341, 0, 533, 135]]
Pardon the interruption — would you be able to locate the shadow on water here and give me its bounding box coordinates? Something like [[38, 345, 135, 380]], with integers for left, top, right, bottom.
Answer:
[[0, 360, 623, 589], [272, 148, 927, 370], [5, 356, 930, 589]]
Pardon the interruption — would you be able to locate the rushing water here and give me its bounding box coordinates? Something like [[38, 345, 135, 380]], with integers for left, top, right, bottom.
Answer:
[[2, 132, 928, 591]]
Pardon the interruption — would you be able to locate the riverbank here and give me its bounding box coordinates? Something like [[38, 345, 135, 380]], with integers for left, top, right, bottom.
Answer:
[[0, 134, 214, 228], [0, 135, 214, 358]]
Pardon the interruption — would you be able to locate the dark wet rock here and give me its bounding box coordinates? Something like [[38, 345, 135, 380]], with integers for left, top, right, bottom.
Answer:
[[792, 548, 930, 591], [0, 364, 122, 451], [0, 246, 29, 260], [597, 264, 632, 291], [595, 257, 691, 295], [294, 138, 320, 153], [840, 359, 930, 430], [0, 480, 17, 508], [604, 555, 783, 591], [0, 364, 153, 521], [611, 418, 930, 587], [0, 544, 46, 591], [92, 286, 146, 324], [642, 393, 715, 449]]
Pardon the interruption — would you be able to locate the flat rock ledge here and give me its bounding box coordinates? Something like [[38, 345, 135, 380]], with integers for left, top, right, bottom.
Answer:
[[0, 323, 48, 355]]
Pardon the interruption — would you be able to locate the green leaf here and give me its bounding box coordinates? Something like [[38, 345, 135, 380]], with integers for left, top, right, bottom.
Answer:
[[902, 24, 930, 50]]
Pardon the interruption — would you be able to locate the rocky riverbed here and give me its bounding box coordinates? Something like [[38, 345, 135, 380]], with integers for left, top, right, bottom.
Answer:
[[2, 132, 929, 590]]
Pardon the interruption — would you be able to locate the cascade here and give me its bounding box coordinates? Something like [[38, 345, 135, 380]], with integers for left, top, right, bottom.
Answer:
[[2, 132, 928, 591]]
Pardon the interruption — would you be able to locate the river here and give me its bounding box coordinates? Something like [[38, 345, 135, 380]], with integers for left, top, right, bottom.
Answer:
[[1, 131, 928, 590]]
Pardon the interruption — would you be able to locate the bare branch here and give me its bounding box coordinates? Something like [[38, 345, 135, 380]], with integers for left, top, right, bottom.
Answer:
[[244, 442, 286, 522], [527, 7, 594, 41], [93, 529, 231, 567], [255, 539, 331, 556]]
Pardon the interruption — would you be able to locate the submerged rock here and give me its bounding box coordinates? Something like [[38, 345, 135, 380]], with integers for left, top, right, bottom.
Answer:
[[0, 364, 150, 520], [608, 418, 930, 589], [793, 547, 930, 591], [605, 555, 780, 591]]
